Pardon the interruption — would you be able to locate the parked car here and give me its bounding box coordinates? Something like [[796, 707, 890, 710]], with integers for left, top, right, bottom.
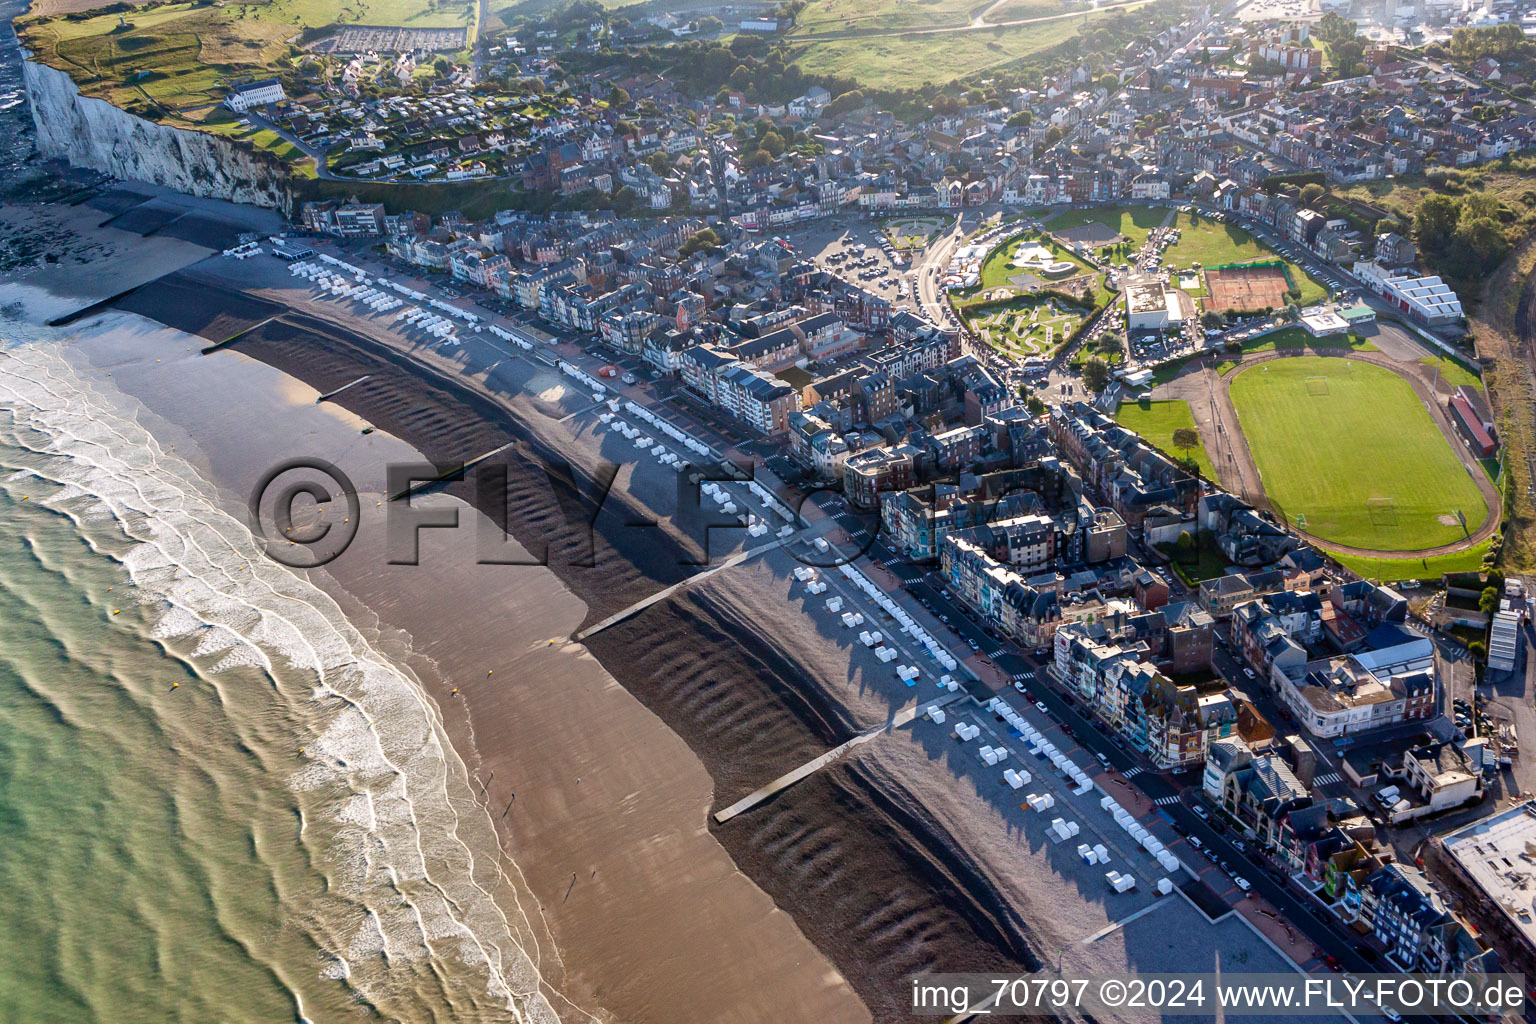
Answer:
[[1192, 805, 1210, 821]]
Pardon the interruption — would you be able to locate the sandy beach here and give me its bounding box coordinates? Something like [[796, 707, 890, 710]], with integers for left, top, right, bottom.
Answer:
[[41, 302, 874, 1024], [39, 240, 1332, 1024]]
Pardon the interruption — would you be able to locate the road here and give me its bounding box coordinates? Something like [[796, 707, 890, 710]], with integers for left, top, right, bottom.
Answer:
[[805, 490, 1381, 979], [241, 111, 338, 180]]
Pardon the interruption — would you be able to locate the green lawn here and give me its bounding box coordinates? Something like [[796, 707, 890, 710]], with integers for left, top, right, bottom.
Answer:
[[1419, 355, 1483, 390], [1163, 213, 1269, 267], [964, 294, 1085, 358], [1240, 327, 1376, 355], [954, 231, 1098, 302], [1045, 204, 1168, 250], [1228, 358, 1490, 551], [1157, 213, 1329, 304], [1116, 398, 1217, 480], [1334, 540, 1492, 583]]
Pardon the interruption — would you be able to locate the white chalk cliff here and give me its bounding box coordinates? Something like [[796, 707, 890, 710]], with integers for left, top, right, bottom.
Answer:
[[23, 59, 291, 210]]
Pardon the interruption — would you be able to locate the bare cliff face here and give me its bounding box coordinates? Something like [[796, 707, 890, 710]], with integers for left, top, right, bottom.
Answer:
[[23, 59, 291, 210]]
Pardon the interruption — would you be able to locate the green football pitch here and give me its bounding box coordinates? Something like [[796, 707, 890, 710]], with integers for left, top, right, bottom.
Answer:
[[1227, 358, 1490, 551]]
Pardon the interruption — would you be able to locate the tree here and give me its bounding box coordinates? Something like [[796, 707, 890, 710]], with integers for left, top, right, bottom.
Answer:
[[1098, 72, 1119, 93], [1175, 530, 1195, 552], [1374, 216, 1402, 236], [1299, 182, 1327, 207], [1171, 427, 1200, 466], [679, 227, 720, 258], [1479, 586, 1500, 615], [1096, 333, 1124, 359], [1468, 640, 1488, 661], [1081, 357, 1111, 392], [1415, 193, 1462, 252], [759, 130, 785, 157], [607, 85, 630, 108], [825, 89, 864, 116], [612, 186, 640, 214], [1200, 310, 1225, 329]]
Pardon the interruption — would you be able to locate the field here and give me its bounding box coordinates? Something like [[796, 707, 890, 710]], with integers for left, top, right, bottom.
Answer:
[[18, 0, 474, 112], [1204, 262, 1292, 313], [1115, 399, 1217, 480], [1162, 213, 1269, 267], [784, 6, 1141, 90], [790, 0, 1089, 34], [792, 0, 986, 34], [964, 295, 1085, 359], [1228, 358, 1490, 551]]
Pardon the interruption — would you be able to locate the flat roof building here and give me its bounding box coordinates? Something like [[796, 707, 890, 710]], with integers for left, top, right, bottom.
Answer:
[[1438, 801, 1536, 955], [1125, 273, 1181, 330], [1353, 261, 1463, 326]]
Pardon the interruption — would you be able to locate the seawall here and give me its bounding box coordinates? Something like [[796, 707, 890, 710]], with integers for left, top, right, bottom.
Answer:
[[22, 59, 291, 210]]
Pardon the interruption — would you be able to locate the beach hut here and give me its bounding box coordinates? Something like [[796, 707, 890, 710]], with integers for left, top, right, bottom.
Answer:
[[1003, 769, 1024, 790]]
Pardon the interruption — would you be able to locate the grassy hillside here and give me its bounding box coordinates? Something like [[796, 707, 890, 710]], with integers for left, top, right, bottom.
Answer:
[[784, 2, 1149, 90], [17, 0, 474, 114]]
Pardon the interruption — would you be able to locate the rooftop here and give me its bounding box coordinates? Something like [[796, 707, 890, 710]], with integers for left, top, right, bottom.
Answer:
[[1441, 801, 1536, 949]]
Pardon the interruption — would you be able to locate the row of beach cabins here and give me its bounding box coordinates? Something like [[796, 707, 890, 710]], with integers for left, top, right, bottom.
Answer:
[[936, 694, 1184, 897]]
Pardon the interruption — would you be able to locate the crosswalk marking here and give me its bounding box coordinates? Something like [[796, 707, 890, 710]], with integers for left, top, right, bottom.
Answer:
[[1153, 795, 1181, 806], [1122, 766, 1144, 778], [1314, 772, 1342, 787]]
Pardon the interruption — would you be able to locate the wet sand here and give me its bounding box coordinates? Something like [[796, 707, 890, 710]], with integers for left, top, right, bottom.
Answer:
[[0, 199, 227, 324], [92, 251, 1315, 1024], [106, 254, 1059, 1021], [54, 307, 870, 1024]]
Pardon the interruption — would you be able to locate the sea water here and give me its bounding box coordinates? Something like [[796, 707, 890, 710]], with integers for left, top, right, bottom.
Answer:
[[0, 332, 573, 1023]]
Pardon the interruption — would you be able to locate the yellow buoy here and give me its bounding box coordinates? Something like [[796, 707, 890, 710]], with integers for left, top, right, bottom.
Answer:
[[172, 682, 179, 688], [112, 609, 120, 615]]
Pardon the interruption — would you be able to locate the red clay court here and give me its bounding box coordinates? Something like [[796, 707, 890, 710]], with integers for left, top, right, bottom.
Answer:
[[1203, 262, 1291, 312]]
